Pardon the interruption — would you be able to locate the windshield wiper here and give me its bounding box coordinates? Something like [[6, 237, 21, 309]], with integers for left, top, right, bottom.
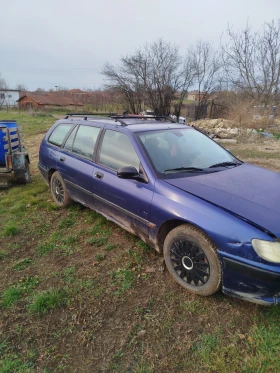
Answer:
[[208, 161, 241, 168], [164, 167, 205, 173]]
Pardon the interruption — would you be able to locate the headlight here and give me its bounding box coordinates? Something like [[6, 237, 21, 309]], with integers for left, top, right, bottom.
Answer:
[[252, 239, 280, 263]]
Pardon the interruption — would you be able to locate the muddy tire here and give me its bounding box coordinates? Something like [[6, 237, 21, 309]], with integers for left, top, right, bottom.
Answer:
[[17, 160, 31, 184], [50, 171, 71, 208], [163, 225, 221, 296]]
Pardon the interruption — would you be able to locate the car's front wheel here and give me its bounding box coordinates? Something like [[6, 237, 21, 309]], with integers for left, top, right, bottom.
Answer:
[[163, 225, 221, 296], [50, 171, 71, 208]]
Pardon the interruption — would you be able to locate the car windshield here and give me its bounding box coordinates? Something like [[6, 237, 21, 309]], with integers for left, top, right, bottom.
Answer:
[[138, 128, 240, 173]]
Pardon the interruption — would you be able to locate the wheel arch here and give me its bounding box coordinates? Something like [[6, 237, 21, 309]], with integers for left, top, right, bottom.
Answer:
[[48, 168, 58, 185], [156, 219, 215, 253], [25, 154, 30, 164]]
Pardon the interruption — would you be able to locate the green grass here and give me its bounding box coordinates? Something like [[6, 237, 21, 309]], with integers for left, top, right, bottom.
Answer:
[[87, 236, 108, 247], [12, 258, 33, 271], [61, 266, 76, 283], [37, 242, 56, 256], [0, 111, 55, 136], [179, 299, 205, 314], [59, 245, 79, 256], [58, 217, 75, 229], [29, 288, 69, 315], [111, 268, 135, 295], [133, 364, 154, 373], [231, 149, 280, 160], [136, 240, 151, 252], [1, 276, 39, 308], [1, 287, 24, 308], [96, 253, 105, 261], [61, 235, 78, 245], [2, 223, 21, 237], [105, 243, 120, 251], [0, 251, 7, 260], [0, 354, 35, 373], [242, 317, 280, 372], [135, 299, 155, 319], [7, 242, 21, 250]]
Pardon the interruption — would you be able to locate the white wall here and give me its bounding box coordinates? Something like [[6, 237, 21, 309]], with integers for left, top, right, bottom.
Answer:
[[0, 90, 20, 107]]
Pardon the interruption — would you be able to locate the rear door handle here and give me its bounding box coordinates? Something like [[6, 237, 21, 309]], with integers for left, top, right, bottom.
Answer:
[[95, 172, 104, 180], [60, 157, 66, 162]]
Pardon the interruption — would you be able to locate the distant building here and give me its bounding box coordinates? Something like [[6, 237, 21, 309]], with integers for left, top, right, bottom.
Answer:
[[17, 94, 83, 110], [187, 91, 208, 101], [68, 88, 86, 95], [0, 89, 20, 107]]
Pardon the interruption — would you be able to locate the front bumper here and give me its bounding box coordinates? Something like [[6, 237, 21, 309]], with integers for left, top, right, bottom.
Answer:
[[219, 252, 280, 305]]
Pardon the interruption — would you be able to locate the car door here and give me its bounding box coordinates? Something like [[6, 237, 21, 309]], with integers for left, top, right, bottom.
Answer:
[[92, 129, 155, 240], [56, 123, 102, 209]]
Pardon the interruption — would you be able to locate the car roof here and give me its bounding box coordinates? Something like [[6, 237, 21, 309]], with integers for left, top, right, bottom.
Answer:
[[56, 115, 189, 133]]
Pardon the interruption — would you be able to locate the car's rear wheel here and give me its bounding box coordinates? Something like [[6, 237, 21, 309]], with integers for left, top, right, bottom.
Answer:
[[163, 225, 221, 296], [50, 171, 71, 208]]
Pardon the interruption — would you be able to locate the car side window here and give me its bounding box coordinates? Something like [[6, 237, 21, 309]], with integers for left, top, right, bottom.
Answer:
[[70, 125, 101, 159], [48, 124, 74, 146], [99, 130, 140, 171]]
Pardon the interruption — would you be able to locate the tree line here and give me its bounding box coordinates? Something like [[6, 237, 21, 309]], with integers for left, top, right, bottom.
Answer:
[[102, 19, 280, 119]]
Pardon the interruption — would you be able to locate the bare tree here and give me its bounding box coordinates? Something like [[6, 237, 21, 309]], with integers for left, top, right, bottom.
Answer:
[[173, 56, 194, 120], [102, 39, 193, 116], [15, 83, 28, 91], [0, 72, 8, 108], [144, 40, 182, 116], [34, 88, 46, 95], [221, 20, 280, 105], [0, 72, 7, 90], [188, 41, 222, 119], [102, 54, 145, 114]]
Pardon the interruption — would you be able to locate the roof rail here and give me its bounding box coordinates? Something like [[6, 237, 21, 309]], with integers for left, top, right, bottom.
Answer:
[[65, 112, 117, 119], [111, 115, 176, 126]]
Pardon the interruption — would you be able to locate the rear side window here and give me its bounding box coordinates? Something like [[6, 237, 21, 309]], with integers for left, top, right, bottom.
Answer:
[[71, 125, 101, 159], [48, 124, 74, 146], [99, 130, 140, 171]]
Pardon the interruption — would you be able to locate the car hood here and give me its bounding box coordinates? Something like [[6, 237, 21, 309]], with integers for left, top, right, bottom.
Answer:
[[164, 163, 280, 237]]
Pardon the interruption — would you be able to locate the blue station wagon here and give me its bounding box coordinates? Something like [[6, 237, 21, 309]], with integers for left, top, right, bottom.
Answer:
[[38, 114, 280, 305]]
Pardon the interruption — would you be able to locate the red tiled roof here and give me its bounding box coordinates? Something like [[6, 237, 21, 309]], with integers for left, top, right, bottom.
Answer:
[[68, 89, 85, 93], [18, 94, 83, 106]]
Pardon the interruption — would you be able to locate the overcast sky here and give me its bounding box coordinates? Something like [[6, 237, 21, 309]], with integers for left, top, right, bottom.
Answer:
[[1, 0, 279, 91]]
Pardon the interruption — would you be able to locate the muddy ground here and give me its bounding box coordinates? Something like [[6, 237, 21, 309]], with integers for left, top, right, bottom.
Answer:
[[0, 131, 280, 373]]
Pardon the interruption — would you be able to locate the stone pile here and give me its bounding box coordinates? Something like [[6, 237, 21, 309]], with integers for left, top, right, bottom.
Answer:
[[189, 118, 259, 139]]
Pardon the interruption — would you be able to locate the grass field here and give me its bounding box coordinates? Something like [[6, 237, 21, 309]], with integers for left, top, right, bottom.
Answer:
[[0, 111, 280, 372]]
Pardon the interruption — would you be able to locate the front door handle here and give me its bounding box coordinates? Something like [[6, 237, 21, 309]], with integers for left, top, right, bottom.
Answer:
[[60, 157, 66, 162], [95, 172, 104, 180]]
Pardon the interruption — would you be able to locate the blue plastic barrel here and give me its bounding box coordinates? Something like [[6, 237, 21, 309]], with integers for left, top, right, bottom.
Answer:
[[0, 121, 18, 166]]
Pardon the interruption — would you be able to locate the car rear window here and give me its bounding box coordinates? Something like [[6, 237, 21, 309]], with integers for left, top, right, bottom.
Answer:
[[48, 124, 74, 146]]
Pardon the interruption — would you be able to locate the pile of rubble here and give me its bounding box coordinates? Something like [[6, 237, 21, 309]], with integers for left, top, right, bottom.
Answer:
[[189, 118, 259, 140]]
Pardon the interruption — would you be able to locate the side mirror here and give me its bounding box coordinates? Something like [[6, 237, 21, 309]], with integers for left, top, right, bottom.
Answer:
[[117, 166, 139, 179]]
